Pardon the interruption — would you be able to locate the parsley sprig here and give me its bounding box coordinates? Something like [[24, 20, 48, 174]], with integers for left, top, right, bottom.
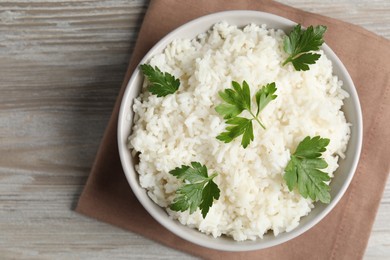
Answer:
[[169, 162, 220, 218], [282, 24, 327, 71], [215, 81, 277, 148], [140, 64, 180, 97], [284, 136, 331, 203]]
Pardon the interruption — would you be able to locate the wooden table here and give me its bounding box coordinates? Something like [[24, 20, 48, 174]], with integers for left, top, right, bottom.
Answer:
[[1, 1, 388, 259]]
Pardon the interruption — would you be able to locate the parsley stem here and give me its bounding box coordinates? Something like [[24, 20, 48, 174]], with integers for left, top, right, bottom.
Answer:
[[282, 57, 292, 66], [249, 110, 266, 129], [208, 172, 218, 180], [283, 53, 306, 66]]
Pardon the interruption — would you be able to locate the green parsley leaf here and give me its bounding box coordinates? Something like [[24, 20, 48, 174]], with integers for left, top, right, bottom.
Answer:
[[255, 82, 278, 117], [140, 64, 180, 97], [216, 81, 277, 148], [169, 162, 220, 218], [215, 81, 251, 119], [216, 117, 254, 148], [282, 24, 327, 71], [284, 136, 331, 203]]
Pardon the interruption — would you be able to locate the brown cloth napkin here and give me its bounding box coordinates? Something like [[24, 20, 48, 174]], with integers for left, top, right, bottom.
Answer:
[[76, 0, 390, 259]]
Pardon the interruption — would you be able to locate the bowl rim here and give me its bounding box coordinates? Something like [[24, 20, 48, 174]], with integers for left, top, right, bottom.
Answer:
[[117, 10, 363, 251]]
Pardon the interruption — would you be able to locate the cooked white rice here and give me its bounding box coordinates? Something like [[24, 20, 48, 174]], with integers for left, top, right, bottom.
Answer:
[[128, 22, 350, 241]]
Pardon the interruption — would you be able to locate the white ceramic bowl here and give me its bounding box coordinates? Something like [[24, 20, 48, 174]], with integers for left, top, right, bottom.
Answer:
[[118, 10, 363, 251]]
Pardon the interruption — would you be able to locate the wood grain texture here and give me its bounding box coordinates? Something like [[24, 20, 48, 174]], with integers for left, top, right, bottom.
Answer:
[[0, 0, 388, 259]]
